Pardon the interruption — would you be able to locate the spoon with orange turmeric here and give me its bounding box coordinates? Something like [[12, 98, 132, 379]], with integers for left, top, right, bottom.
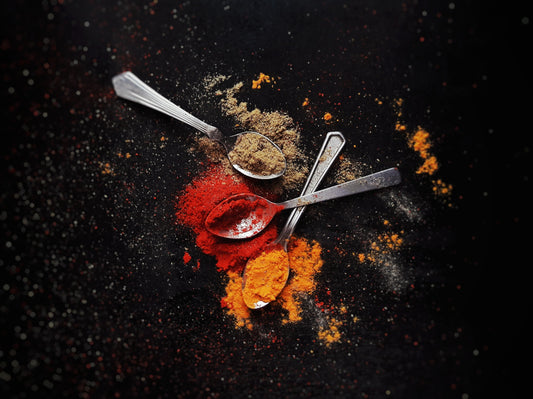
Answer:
[[241, 132, 346, 309], [240, 166, 401, 309]]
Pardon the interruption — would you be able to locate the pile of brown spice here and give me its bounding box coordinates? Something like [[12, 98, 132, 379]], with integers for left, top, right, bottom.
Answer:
[[227, 132, 285, 176], [196, 78, 309, 191]]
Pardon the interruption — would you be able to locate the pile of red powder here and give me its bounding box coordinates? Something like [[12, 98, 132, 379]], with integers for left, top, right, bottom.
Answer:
[[175, 164, 279, 273]]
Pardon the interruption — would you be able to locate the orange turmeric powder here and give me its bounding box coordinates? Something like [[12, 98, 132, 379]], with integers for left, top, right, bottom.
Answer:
[[409, 128, 431, 158], [394, 99, 439, 175], [394, 98, 454, 199], [357, 220, 404, 263], [221, 237, 325, 332], [241, 246, 289, 308], [279, 237, 324, 323], [252, 72, 272, 89], [219, 232, 347, 346], [221, 271, 253, 330], [409, 128, 439, 175], [318, 317, 343, 346], [432, 179, 454, 198]]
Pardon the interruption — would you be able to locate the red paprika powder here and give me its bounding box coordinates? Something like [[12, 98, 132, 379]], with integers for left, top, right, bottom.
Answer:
[[175, 164, 279, 273]]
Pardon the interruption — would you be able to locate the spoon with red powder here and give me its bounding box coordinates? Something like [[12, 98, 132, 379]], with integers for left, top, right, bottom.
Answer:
[[206, 167, 402, 239], [112, 71, 286, 180]]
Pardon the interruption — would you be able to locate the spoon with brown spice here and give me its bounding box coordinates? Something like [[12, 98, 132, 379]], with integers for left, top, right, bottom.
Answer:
[[112, 71, 286, 180]]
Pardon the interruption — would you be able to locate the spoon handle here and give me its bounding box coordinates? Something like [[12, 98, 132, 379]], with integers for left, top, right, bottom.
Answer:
[[276, 132, 346, 245], [112, 71, 222, 140], [281, 167, 401, 210]]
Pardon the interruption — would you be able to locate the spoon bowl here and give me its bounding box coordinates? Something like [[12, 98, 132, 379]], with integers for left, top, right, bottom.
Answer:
[[223, 131, 286, 180], [206, 167, 402, 239], [205, 193, 281, 239], [112, 71, 286, 180]]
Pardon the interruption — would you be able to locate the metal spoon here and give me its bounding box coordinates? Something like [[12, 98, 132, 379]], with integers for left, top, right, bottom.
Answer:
[[111, 71, 287, 180], [206, 167, 401, 240], [241, 132, 346, 309]]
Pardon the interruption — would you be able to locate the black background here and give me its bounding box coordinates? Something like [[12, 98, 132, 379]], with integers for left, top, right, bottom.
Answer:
[[1, 0, 531, 398]]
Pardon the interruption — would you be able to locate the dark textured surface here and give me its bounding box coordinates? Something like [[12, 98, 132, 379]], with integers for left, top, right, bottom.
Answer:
[[1, 1, 530, 398]]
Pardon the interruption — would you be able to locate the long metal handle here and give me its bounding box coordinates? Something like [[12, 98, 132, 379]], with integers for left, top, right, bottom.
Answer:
[[280, 167, 401, 210], [276, 132, 346, 246], [111, 71, 221, 139]]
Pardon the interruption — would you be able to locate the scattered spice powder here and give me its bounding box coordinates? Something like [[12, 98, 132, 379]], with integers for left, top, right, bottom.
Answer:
[[409, 128, 439, 175], [227, 132, 285, 176], [251, 72, 273, 89], [221, 271, 252, 330], [356, 219, 408, 292], [432, 179, 453, 196], [332, 156, 363, 184], [100, 162, 114, 175], [394, 98, 453, 200], [318, 317, 343, 346], [176, 165, 329, 335], [357, 220, 404, 264], [175, 165, 330, 337], [242, 246, 290, 308], [203, 74, 229, 91]]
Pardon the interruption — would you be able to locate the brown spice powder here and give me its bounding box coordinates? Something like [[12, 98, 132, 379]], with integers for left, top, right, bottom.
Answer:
[[195, 79, 309, 191], [227, 132, 285, 176]]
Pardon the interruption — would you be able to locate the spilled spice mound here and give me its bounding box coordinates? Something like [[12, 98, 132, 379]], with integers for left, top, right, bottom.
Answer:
[[279, 237, 324, 324], [197, 77, 308, 191], [227, 132, 286, 176], [175, 164, 277, 272]]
